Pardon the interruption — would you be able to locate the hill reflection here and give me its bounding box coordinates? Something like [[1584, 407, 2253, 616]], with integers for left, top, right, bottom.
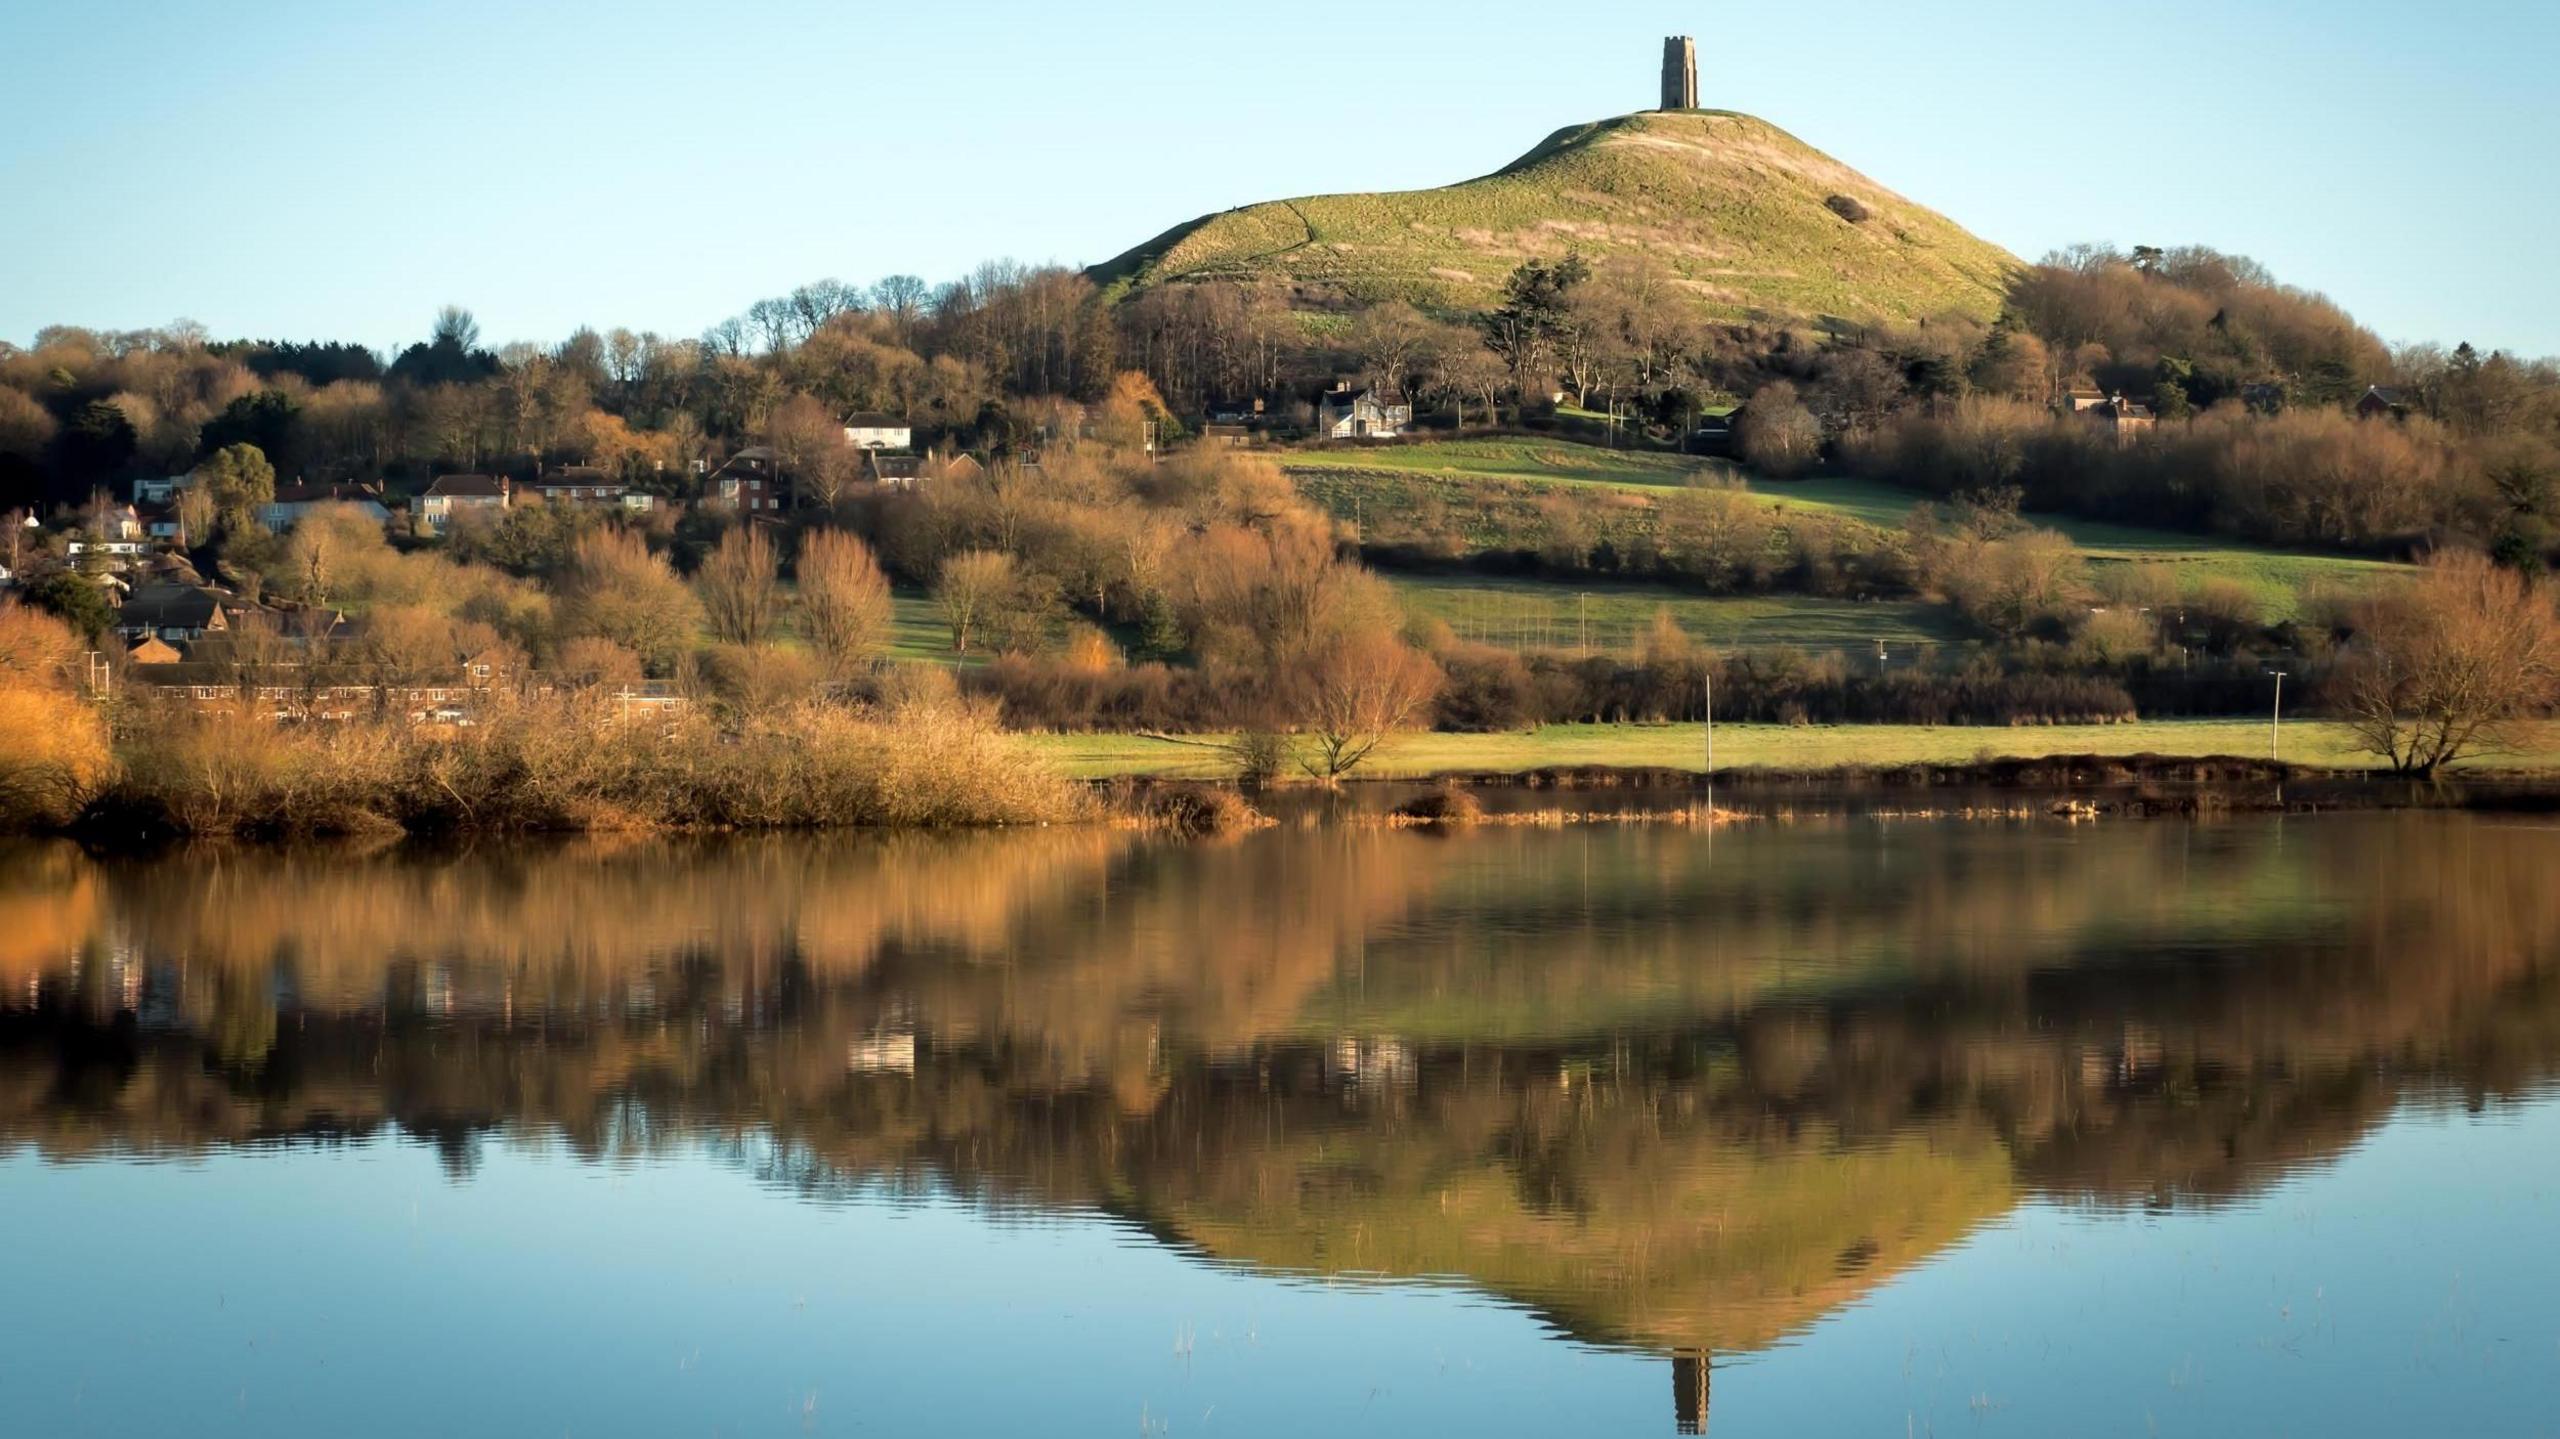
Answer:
[[5, 815, 2557, 1367]]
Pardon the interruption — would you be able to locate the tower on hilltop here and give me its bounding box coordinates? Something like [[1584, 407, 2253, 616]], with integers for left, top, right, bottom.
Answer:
[[1660, 36, 1698, 111]]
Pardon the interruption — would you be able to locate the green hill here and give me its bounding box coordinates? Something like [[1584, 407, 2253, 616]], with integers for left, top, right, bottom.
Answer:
[[1096, 110, 2020, 326]]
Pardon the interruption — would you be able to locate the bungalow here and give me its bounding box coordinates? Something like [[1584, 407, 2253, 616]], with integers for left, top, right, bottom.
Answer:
[[2060, 386, 2111, 414], [67, 538, 150, 568], [866, 449, 983, 488], [1316, 383, 1412, 440], [2355, 385, 2413, 420], [261, 482, 391, 532], [116, 582, 262, 644], [1684, 411, 1738, 457], [842, 413, 912, 450], [412, 474, 511, 532], [2082, 393, 2157, 445], [529, 468, 655, 513], [1200, 423, 1256, 449], [868, 452, 926, 487]]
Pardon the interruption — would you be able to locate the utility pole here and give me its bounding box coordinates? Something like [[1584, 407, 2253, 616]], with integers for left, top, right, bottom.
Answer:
[[1704, 668, 1715, 778], [2268, 669, 2288, 761]]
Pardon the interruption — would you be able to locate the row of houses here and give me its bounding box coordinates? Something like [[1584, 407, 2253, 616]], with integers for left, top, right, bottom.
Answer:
[[96, 579, 690, 722]]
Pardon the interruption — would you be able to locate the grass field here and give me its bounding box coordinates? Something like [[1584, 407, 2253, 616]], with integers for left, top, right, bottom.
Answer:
[[1287, 438, 1702, 490], [1035, 720, 2560, 782], [1393, 574, 1969, 654], [1745, 475, 2407, 621], [887, 588, 966, 664]]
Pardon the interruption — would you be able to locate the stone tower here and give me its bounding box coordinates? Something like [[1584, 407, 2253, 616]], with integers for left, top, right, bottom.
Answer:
[[1661, 35, 1698, 111]]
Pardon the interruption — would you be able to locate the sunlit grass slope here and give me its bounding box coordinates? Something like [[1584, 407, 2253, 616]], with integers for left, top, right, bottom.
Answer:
[[1099, 111, 2019, 325]]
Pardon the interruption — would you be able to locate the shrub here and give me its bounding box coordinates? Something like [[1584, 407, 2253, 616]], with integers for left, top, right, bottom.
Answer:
[[1144, 786, 1267, 837], [90, 691, 1082, 836], [1824, 194, 1871, 224], [1392, 787, 1483, 825], [0, 686, 111, 829]]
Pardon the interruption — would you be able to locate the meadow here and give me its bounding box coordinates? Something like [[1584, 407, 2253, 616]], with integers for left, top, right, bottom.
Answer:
[[1035, 718, 2560, 781], [1288, 438, 2409, 622], [1392, 574, 1969, 654]]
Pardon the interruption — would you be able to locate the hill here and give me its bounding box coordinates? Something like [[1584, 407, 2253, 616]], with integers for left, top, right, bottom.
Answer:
[[1095, 110, 2021, 326]]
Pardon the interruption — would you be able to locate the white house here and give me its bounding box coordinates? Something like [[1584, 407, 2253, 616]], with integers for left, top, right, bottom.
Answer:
[[261, 483, 392, 532], [411, 474, 511, 533], [841, 413, 912, 450], [1316, 384, 1412, 441]]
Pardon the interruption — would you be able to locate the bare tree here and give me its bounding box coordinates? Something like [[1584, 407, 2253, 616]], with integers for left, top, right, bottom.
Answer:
[[1298, 633, 1444, 780], [797, 528, 893, 679], [934, 549, 1016, 655], [174, 486, 215, 549], [1736, 381, 1823, 478], [2333, 551, 2560, 774], [696, 523, 782, 647], [558, 527, 701, 673], [1345, 302, 1436, 397]]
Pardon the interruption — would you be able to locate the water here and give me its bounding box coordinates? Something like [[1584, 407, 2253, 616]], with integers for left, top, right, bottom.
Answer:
[[4, 812, 2558, 1436]]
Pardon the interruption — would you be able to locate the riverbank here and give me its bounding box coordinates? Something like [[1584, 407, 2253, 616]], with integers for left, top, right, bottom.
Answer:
[[1036, 719, 2560, 782]]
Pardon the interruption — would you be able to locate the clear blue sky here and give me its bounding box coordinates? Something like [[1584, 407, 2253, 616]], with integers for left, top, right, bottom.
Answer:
[[4, 0, 2553, 357]]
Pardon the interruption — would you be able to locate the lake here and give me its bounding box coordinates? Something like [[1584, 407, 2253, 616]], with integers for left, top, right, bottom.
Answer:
[[3, 811, 2557, 1436]]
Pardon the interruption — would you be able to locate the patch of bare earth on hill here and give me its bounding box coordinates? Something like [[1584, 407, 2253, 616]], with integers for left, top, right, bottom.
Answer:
[[1675, 276, 1766, 298]]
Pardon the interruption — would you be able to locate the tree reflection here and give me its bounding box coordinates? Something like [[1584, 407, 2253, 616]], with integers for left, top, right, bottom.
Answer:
[[4, 813, 2558, 1377]]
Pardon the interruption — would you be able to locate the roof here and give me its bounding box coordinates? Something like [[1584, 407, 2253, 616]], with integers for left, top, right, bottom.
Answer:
[[272, 482, 386, 506], [842, 413, 907, 429], [1322, 385, 1408, 408], [423, 474, 508, 498], [869, 453, 925, 481], [119, 582, 235, 629], [2361, 385, 2410, 405]]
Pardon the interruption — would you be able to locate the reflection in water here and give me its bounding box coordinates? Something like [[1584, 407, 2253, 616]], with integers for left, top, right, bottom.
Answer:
[[6, 815, 2560, 1434]]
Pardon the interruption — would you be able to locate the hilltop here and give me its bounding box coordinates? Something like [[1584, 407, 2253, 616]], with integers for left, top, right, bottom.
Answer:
[[1095, 110, 2021, 326]]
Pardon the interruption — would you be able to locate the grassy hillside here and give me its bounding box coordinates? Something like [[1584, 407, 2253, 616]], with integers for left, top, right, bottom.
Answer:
[[1747, 475, 2408, 621], [1286, 439, 2409, 622], [1394, 575, 1968, 654], [1098, 111, 2019, 325]]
